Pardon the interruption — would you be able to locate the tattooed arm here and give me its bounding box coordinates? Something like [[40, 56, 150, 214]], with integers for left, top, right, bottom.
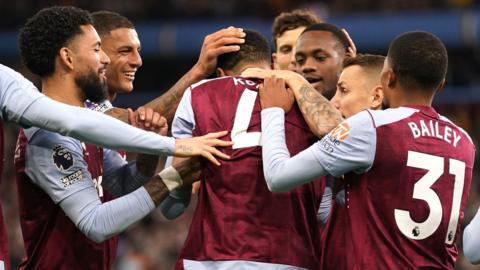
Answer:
[[243, 68, 343, 137], [143, 27, 245, 123], [294, 82, 343, 137]]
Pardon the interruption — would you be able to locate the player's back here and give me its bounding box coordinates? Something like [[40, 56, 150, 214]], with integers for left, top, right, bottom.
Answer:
[[15, 128, 117, 270], [177, 76, 323, 270], [345, 106, 475, 269]]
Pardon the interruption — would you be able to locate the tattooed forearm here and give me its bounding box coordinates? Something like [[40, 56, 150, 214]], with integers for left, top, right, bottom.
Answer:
[[144, 66, 206, 124], [144, 176, 170, 206], [296, 84, 343, 138], [144, 89, 182, 124], [176, 145, 194, 154]]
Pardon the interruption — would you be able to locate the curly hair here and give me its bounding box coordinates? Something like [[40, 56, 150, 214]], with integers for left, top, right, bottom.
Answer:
[[271, 9, 320, 50], [18, 6, 92, 77]]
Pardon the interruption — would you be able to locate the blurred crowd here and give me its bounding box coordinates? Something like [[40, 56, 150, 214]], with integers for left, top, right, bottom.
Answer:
[[0, 0, 479, 29], [1, 0, 480, 269]]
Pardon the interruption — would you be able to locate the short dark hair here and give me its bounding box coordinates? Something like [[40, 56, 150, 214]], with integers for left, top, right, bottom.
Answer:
[[272, 9, 320, 50], [18, 6, 92, 77], [217, 29, 271, 71], [301, 23, 350, 52], [343, 53, 385, 73], [388, 31, 447, 90], [91, 10, 134, 37]]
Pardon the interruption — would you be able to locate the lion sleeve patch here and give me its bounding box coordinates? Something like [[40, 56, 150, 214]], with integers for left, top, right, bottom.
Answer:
[[52, 145, 74, 171]]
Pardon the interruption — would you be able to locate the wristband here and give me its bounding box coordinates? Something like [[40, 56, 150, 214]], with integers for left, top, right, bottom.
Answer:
[[159, 166, 183, 191]]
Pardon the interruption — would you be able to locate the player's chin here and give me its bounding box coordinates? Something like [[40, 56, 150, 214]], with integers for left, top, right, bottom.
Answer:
[[119, 82, 134, 93]]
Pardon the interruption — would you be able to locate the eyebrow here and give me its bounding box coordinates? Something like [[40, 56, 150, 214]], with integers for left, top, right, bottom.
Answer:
[[296, 48, 327, 56], [117, 45, 141, 50]]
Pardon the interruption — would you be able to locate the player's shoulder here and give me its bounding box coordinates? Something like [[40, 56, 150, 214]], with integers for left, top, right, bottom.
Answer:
[[366, 107, 418, 128], [24, 127, 82, 152]]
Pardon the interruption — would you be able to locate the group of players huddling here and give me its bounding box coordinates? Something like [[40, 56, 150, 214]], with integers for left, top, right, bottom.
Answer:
[[0, 5, 478, 270]]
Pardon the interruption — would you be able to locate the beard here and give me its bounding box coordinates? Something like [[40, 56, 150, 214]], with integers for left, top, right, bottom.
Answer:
[[75, 68, 108, 103]]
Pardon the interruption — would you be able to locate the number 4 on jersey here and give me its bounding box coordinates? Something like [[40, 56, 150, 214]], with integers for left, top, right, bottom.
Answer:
[[231, 89, 261, 149]]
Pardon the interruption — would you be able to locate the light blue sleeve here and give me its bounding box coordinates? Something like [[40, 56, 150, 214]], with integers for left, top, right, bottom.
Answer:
[[317, 176, 334, 225], [0, 64, 176, 155], [101, 149, 150, 197], [0, 64, 44, 122], [171, 88, 195, 139], [160, 88, 194, 219], [23, 127, 155, 243], [24, 128, 96, 203], [463, 207, 480, 264], [261, 108, 376, 192]]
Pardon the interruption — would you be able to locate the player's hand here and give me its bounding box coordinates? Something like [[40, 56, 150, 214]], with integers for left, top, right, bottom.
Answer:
[[259, 76, 294, 112], [173, 131, 233, 166], [128, 107, 168, 135], [342, 28, 357, 57], [242, 68, 307, 90], [193, 26, 245, 77], [191, 181, 201, 194]]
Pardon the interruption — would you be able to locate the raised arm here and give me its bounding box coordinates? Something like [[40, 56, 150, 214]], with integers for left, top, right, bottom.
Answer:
[[103, 27, 245, 123], [242, 68, 343, 137]]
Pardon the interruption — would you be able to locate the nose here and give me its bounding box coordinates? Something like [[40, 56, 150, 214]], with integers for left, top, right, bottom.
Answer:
[[130, 49, 142, 68], [301, 57, 316, 74], [287, 55, 297, 72], [100, 48, 110, 65], [330, 94, 340, 110]]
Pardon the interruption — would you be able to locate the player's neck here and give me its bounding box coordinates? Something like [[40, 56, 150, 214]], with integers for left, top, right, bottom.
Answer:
[[388, 88, 434, 108], [108, 90, 117, 102], [41, 75, 86, 107]]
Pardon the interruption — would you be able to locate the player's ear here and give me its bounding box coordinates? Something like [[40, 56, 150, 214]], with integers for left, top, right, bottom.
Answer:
[[271, 53, 278, 70], [216, 68, 227, 78], [436, 79, 446, 93], [370, 85, 384, 110], [385, 68, 396, 88], [58, 47, 75, 71]]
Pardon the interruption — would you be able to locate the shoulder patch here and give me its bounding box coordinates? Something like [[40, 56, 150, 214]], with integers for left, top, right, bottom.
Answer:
[[52, 145, 74, 171], [328, 122, 350, 141]]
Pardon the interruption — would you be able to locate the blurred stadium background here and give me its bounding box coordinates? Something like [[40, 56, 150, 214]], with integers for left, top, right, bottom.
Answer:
[[1, 0, 480, 269]]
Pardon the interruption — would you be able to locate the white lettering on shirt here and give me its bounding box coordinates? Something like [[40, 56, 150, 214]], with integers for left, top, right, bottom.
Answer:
[[407, 120, 462, 147]]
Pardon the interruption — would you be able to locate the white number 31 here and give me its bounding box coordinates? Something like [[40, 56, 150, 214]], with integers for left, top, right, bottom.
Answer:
[[394, 151, 465, 244]]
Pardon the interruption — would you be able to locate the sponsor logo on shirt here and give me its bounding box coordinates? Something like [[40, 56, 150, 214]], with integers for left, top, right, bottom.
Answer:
[[328, 122, 350, 141], [52, 145, 73, 171], [320, 135, 341, 153], [60, 169, 83, 187], [320, 122, 349, 153]]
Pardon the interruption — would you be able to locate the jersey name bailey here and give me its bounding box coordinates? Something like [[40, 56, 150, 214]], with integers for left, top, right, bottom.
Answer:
[[407, 120, 462, 147]]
